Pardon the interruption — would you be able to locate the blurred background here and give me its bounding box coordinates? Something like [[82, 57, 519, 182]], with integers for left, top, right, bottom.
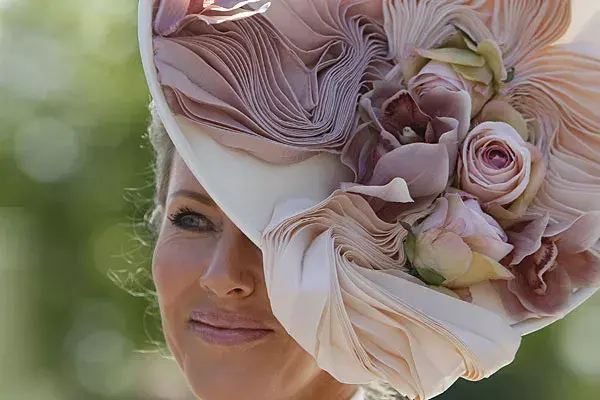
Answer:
[[0, 1, 599, 399]]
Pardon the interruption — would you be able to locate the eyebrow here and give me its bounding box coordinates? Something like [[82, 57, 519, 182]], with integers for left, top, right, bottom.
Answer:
[[168, 189, 216, 207]]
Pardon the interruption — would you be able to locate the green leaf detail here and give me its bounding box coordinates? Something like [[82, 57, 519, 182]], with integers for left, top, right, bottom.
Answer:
[[503, 67, 515, 83], [401, 222, 416, 264], [416, 268, 446, 286]]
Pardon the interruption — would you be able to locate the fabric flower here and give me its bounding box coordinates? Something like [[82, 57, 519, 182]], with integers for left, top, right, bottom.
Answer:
[[408, 33, 506, 117], [154, 0, 271, 35], [262, 191, 521, 400], [153, 0, 388, 164], [504, 212, 600, 316], [341, 73, 471, 203], [407, 193, 514, 289], [458, 121, 544, 217], [383, 0, 600, 226]]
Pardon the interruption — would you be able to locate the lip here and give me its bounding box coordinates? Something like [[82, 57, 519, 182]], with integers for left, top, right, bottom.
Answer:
[[187, 310, 274, 346]]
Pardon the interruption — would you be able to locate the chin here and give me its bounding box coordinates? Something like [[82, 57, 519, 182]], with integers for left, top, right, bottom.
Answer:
[[178, 340, 285, 400], [185, 364, 278, 400]]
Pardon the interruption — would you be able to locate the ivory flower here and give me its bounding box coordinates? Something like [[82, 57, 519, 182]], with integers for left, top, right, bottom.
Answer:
[[408, 34, 506, 117], [407, 193, 514, 289]]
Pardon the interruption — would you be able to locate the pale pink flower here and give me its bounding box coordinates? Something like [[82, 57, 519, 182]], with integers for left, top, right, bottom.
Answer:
[[458, 122, 545, 220], [408, 193, 514, 289]]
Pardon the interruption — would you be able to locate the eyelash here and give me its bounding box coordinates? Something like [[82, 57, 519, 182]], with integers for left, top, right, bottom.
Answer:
[[168, 207, 216, 233]]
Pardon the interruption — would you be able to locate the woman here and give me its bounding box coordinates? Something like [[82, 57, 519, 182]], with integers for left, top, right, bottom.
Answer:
[[139, 1, 600, 399], [147, 108, 399, 400]]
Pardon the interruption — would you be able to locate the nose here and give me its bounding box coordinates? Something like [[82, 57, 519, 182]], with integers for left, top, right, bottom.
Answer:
[[199, 220, 258, 299]]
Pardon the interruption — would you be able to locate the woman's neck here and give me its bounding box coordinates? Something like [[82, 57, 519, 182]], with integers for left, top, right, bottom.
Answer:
[[290, 372, 359, 400]]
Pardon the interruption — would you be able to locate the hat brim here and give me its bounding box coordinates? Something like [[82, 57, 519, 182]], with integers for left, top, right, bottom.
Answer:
[[138, 1, 352, 246], [139, 0, 599, 337]]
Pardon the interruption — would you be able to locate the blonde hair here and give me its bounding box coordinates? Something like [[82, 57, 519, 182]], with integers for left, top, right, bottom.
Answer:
[[144, 105, 405, 400]]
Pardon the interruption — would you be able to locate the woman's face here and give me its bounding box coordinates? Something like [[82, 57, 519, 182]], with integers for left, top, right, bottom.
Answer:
[[152, 155, 353, 400]]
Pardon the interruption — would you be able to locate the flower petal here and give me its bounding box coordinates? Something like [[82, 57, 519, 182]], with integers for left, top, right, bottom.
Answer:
[[506, 214, 550, 265], [416, 48, 485, 67], [343, 178, 414, 203], [508, 257, 573, 316], [544, 211, 600, 254], [559, 251, 600, 288], [369, 143, 450, 199], [447, 252, 514, 289], [477, 99, 529, 141]]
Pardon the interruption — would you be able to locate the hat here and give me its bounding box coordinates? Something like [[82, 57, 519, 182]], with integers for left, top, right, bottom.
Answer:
[[140, 1, 600, 398]]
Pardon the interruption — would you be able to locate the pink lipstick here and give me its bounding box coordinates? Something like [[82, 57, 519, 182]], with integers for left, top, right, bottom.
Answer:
[[188, 310, 274, 346]]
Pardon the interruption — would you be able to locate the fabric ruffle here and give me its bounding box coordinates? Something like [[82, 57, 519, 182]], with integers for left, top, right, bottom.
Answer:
[[154, 0, 389, 164], [262, 191, 521, 400]]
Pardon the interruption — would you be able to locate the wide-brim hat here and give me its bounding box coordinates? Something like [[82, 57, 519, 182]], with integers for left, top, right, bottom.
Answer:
[[140, 1, 600, 398]]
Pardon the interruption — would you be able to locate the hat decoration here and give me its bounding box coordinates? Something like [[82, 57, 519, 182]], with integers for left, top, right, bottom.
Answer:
[[146, 1, 600, 399]]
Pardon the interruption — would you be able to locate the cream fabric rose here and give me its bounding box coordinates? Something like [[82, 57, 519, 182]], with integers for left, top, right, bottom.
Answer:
[[458, 122, 539, 209], [407, 193, 514, 289], [262, 191, 521, 400], [408, 35, 506, 117]]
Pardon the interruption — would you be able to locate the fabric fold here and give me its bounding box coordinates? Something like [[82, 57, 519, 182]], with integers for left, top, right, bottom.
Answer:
[[154, 0, 389, 164], [262, 191, 521, 400]]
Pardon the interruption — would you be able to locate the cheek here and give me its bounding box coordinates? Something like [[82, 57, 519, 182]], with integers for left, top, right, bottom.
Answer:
[[152, 232, 217, 307]]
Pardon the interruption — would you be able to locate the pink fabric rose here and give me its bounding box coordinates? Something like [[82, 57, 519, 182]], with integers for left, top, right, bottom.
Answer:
[[458, 122, 544, 219], [407, 193, 514, 289], [504, 212, 600, 316]]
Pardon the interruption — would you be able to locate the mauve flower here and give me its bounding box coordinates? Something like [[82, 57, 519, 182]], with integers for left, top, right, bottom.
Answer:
[[341, 71, 471, 203], [504, 212, 600, 316], [154, 0, 271, 35], [262, 190, 521, 400], [407, 193, 514, 289], [458, 122, 545, 222], [384, 0, 600, 225], [408, 34, 506, 117], [153, 0, 388, 164]]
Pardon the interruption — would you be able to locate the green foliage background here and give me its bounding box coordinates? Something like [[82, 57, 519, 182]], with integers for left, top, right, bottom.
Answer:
[[0, 1, 598, 399]]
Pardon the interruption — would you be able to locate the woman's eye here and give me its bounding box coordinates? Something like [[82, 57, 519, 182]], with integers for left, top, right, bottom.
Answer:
[[168, 207, 215, 233]]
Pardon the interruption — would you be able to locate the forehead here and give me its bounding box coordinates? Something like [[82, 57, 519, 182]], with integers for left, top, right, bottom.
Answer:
[[168, 152, 210, 196]]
